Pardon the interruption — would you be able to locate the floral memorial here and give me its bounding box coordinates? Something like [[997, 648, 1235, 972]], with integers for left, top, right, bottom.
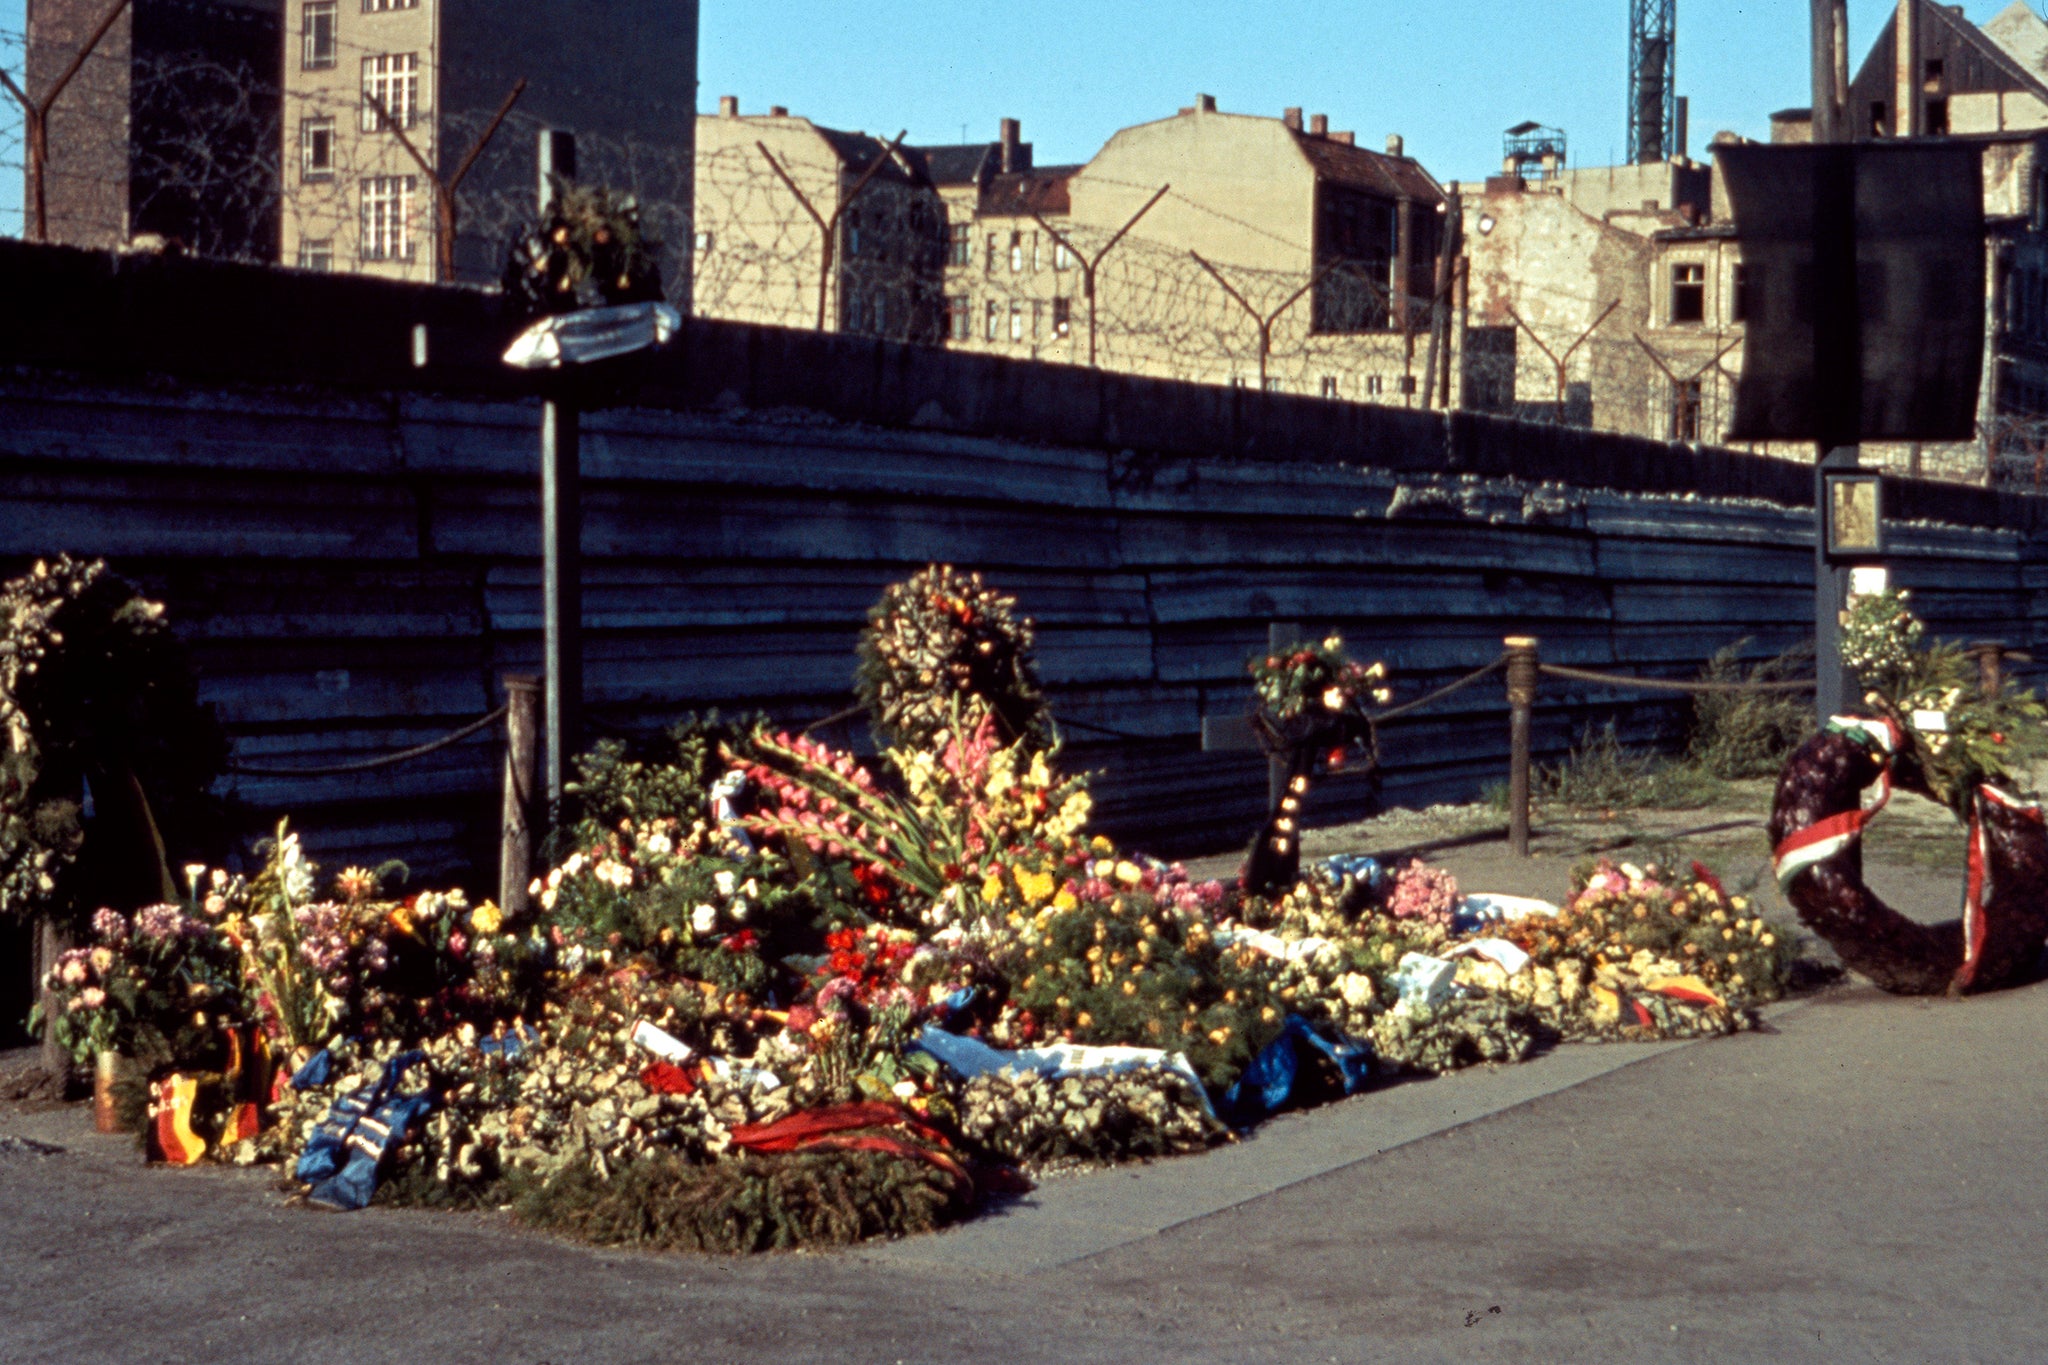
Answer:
[[19, 559, 1806, 1253]]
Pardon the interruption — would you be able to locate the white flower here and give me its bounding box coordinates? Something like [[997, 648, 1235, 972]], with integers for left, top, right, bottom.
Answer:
[[1321, 686, 1347, 711], [643, 830, 674, 857], [594, 860, 633, 890], [714, 870, 737, 896], [729, 898, 750, 922], [691, 903, 718, 935], [742, 878, 760, 898]]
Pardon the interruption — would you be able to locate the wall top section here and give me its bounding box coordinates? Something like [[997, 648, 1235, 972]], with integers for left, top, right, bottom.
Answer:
[[5, 239, 2043, 534]]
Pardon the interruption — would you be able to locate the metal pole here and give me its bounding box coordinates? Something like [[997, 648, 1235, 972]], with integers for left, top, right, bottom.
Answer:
[[1505, 636, 1539, 858], [541, 398, 581, 821], [1811, 3, 1859, 723], [499, 673, 541, 914]]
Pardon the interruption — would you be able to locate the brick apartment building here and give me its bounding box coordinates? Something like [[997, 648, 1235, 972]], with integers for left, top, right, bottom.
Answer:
[[24, 0, 282, 258]]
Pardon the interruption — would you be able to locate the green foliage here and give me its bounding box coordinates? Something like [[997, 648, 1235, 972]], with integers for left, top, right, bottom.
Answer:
[[1248, 634, 1388, 726], [854, 565, 1050, 752], [1538, 722, 1728, 812], [512, 1148, 969, 1253], [1686, 639, 1817, 779], [1839, 589, 2048, 817], [998, 890, 1282, 1086], [562, 712, 768, 851], [502, 182, 665, 318], [0, 557, 225, 935]]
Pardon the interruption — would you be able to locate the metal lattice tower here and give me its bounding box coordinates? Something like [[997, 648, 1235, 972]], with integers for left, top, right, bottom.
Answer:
[[1627, 0, 1677, 163]]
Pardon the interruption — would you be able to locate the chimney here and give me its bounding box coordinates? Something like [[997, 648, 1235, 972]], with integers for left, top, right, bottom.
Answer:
[[1283, 106, 1303, 131], [769, 104, 788, 117], [1673, 96, 1688, 159], [1309, 113, 1328, 136], [1331, 131, 1354, 146], [718, 95, 738, 118], [1196, 93, 1217, 113], [1896, 0, 1922, 136], [999, 117, 1021, 173], [1385, 133, 1404, 157]]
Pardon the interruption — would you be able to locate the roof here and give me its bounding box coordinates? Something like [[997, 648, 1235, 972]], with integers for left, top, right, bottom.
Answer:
[[1852, 0, 2048, 105], [813, 128, 930, 187], [979, 168, 1080, 217], [1289, 130, 1445, 204], [917, 143, 1001, 186]]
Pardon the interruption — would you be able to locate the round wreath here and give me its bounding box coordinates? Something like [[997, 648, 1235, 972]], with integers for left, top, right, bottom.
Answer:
[[854, 565, 1050, 753], [502, 182, 665, 320]]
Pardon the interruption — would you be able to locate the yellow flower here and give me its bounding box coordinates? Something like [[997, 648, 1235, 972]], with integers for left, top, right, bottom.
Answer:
[[1052, 887, 1078, 911], [1015, 867, 1056, 905], [981, 873, 1005, 903], [1090, 835, 1114, 854], [1114, 861, 1143, 886], [1076, 1011, 1094, 1029], [470, 901, 503, 935], [1207, 1027, 1232, 1044]]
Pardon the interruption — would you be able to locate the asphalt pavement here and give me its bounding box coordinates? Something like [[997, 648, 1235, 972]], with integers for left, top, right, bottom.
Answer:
[[4, 816, 2043, 1364]]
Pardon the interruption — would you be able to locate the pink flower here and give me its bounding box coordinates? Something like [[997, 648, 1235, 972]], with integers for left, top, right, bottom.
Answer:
[[78, 986, 106, 1010]]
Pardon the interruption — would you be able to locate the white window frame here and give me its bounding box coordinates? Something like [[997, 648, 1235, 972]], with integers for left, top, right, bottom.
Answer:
[[359, 175, 416, 261], [361, 0, 418, 10], [299, 117, 335, 180], [361, 53, 421, 132], [984, 299, 999, 340], [1008, 300, 1025, 341], [1054, 241, 1073, 271], [296, 238, 334, 271], [301, 0, 336, 69]]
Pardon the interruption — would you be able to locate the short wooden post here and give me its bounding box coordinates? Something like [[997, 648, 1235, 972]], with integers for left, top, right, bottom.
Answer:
[[36, 917, 67, 1075], [1504, 636, 1540, 858], [1968, 640, 2006, 701], [499, 674, 542, 915]]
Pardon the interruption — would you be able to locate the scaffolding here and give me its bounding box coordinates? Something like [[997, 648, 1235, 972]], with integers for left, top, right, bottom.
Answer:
[[1628, 0, 1677, 164], [1502, 121, 1567, 180]]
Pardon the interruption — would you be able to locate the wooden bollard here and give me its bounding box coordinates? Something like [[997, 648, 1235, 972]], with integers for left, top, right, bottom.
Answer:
[[499, 674, 542, 915], [1968, 641, 2006, 701], [1504, 636, 1540, 858]]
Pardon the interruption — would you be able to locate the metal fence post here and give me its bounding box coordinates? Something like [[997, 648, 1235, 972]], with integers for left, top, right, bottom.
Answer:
[[499, 674, 542, 915], [1505, 635, 1540, 858]]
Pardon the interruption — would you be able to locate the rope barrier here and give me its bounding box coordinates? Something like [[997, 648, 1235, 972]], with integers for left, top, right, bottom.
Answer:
[[1368, 655, 1511, 723], [227, 706, 508, 777], [1535, 663, 1815, 695]]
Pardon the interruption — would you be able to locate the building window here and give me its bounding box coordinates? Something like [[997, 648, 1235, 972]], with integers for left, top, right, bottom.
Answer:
[[845, 293, 864, 332], [1398, 375, 1417, 395], [296, 238, 334, 271], [1031, 300, 1043, 339], [1926, 98, 1949, 136], [945, 295, 971, 340], [1366, 375, 1384, 396], [1052, 296, 1071, 336], [1054, 240, 1073, 271], [846, 211, 862, 259], [301, 1, 336, 69], [300, 117, 334, 180], [359, 175, 416, 260], [1871, 101, 1887, 136], [1670, 262, 1705, 324], [1009, 230, 1023, 273], [1262, 377, 1284, 393], [946, 222, 972, 267], [985, 233, 998, 272], [1320, 376, 1339, 399], [1671, 377, 1703, 441], [1008, 300, 1025, 341], [985, 299, 1000, 340], [361, 53, 421, 132], [362, 0, 418, 9], [693, 230, 714, 253], [1731, 262, 1755, 323], [1924, 58, 1945, 91], [872, 292, 886, 334], [1031, 231, 1042, 272]]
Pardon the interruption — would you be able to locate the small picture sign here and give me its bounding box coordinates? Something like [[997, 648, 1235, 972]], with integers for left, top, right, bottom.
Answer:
[[1825, 472, 1884, 560]]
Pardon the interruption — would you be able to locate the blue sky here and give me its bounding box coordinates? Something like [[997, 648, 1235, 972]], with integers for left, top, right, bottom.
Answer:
[[1, 0, 2036, 231]]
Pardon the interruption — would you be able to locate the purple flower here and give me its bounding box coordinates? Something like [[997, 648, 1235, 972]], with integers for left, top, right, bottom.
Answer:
[[133, 903, 196, 941], [90, 908, 129, 946]]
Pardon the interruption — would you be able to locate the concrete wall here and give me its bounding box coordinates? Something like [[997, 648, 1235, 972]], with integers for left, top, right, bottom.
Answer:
[[4, 241, 2045, 884]]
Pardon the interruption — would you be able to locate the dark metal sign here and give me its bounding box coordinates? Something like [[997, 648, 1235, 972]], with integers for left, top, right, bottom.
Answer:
[[1719, 142, 1983, 442]]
